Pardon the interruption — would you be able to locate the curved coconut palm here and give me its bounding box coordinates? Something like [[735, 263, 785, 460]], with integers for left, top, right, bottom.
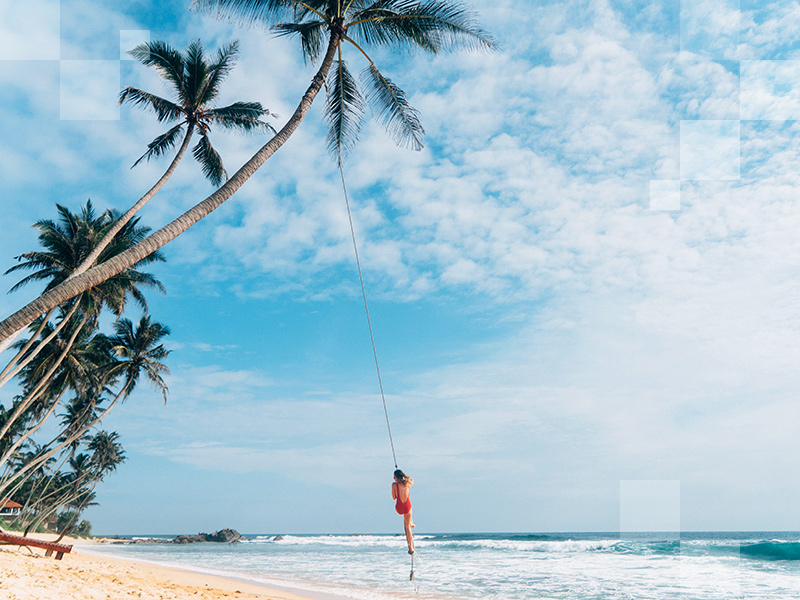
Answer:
[[197, 0, 496, 161], [0, 312, 98, 471], [64, 41, 275, 290], [120, 39, 275, 185], [52, 433, 124, 542], [26, 452, 93, 536], [0, 1, 493, 345], [105, 315, 171, 405], [87, 431, 126, 478], [0, 42, 274, 356], [5, 201, 165, 314]]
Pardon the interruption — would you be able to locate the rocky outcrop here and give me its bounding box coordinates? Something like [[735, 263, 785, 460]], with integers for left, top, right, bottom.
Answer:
[[173, 534, 205, 544], [205, 529, 243, 543], [173, 529, 244, 544]]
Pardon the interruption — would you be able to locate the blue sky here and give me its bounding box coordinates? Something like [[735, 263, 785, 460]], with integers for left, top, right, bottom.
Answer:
[[2, 0, 800, 535]]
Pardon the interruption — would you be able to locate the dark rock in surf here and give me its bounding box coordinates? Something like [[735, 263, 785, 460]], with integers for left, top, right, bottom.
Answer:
[[172, 529, 245, 544], [206, 528, 244, 543]]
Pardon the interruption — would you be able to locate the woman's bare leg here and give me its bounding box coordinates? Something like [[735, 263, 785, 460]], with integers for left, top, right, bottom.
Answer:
[[403, 511, 415, 554]]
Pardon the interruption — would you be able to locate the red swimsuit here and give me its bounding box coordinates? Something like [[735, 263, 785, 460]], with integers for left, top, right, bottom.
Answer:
[[394, 483, 412, 515]]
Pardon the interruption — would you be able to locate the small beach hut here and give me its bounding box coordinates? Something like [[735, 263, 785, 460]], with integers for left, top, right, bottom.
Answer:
[[0, 500, 22, 517]]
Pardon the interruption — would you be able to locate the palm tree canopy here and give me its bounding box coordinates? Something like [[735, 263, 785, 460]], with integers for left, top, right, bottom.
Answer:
[[106, 315, 171, 404], [87, 431, 126, 479], [193, 0, 496, 161], [5, 200, 165, 316], [120, 39, 277, 186]]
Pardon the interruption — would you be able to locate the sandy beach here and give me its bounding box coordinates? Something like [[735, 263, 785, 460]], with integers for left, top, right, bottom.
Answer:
[[0, 535, 314, 600]]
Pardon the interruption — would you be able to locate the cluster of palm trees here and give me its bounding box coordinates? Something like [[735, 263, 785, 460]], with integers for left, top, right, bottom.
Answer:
[[0, 202, 169, 534], [5, 432, 126, 540], [0, 1, 493, 532], [0, 36, 279, 532]]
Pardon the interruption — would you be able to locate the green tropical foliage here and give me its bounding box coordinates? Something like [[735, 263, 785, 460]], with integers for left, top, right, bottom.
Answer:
[[0, 201, 169, 535], [0, 2, 492, 348], [120, 39, 276, 186], [195, 0, 495, 162], [5, 200, 165, 315]]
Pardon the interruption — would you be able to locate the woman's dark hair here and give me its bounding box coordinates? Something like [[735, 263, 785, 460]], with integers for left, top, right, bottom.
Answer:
[[394, 469, 413, 486]]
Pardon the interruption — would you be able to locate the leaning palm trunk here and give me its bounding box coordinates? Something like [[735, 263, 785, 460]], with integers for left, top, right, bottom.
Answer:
[[0, 131, 193, 378], [25, 471, 91, 536], [0, 387, 68, 476], [53, 511, 80, 542], [0, 302, 80, 390], [1, 443, 72, 531], [67, 128, 195, 286], [22, 478, 76, 535], [0, 33, 342, 345], [54, 480, 99, 542], [0, 307, 55, 381], [6, 453, 65, 529], [0, 310, 91, 449]]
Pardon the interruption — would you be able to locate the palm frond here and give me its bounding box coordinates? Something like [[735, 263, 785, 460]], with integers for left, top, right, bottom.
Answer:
[[131, 123, 187, 168], [127, 41, 187, 98], [100, 215, 164, 264], [5, 265, 63, 293], [200, 40, 240, 104], [185, 40, 211, 106], [191, 0, 305, 25], [362, 63, 423, 150], [118, 87, 183, 123], [348, 0, 497, 53], [325, 59, 365, 162], [192, 134, 228, 186], [273, 20, 329, 64], [205, 102, 275, 134]]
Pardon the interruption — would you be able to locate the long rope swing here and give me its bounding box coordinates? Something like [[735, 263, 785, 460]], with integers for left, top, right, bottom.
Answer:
[[337, 161, 398, 470], [337, 162, 418, 590]]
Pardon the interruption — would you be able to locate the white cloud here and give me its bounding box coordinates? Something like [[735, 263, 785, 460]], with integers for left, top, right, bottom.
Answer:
[[60, 60, 121, 121], [680, 0, 741, 59], [680, 120, 740, 180], [740, 59, 800, 119], [0, 0, 60, 60], [740, 0, 800, 59]]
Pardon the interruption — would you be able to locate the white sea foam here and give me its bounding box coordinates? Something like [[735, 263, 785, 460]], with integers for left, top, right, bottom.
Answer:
[[84, 533, 800, 600]]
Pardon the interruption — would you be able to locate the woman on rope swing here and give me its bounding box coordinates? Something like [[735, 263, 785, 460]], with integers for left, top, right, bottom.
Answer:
[[392, 469, 415, 554]]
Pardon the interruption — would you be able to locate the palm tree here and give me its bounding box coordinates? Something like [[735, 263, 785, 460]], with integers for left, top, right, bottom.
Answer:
[[0, 1, 493, 346], [104, 315, 171, 403], [87, 431, 126, 478], [121, 39, 275, 186], [5, 201, 164, 313], [25, 452, 93, 536], [0, 314, 95, 472], [0, 316, 169, 499], [53, 432, 124, 542], [0, 42, 272, 353], [0, 201, 164, 390], [70, 39, 274, 288], [0, 202, 167, 498], [0, 202, 165, 455]]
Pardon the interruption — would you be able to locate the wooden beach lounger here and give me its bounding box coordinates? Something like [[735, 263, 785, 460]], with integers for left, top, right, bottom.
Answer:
[[0, 532, 72, 560]]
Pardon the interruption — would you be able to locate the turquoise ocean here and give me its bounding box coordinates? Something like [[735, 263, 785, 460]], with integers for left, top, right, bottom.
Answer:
[[81, 532, 800, 599]]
